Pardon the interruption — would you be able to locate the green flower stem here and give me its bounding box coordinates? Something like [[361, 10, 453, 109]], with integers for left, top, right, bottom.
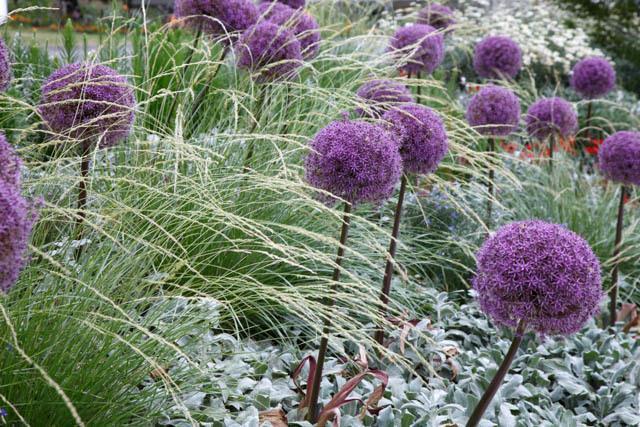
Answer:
[[610, 185, 626, 327]]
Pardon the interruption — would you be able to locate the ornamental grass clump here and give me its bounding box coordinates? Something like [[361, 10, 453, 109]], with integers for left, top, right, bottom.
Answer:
[[258, 2, 320, 59], [465, 85, 520, 222], [525, 97, 577, 169], [473, 35, 522, 80], [0, 38, 11, 92], [374, 103, 448, 345], [355, 79, 414, 118], [303, 119, 402, 422], [468, 220, 602, 426], [389, 24, 445, 78], [598, 131, 640, 326], [416, 3, 456, 31]]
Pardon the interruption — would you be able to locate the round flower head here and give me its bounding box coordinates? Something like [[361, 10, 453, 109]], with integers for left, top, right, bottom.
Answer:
[[525, 97, 577, 140], [258, 2, 320, 59], [598, 131, 640, 187], [466, 85, 520, 137], [0, 133, 21, 188], [389, 24, 445, 75], [474, 220, 602, 336], [39, 63, 136, 148], [416, 3, 455, 30], [0, 38, 11, 92], [382, 103, 448, 175], [473, 35, 522, 80], [355, 79, 414, 118], [305, 120, 402, 205], [260, 0, 305, 9], [571, 57, 616, 99], [174, 0, 258, 38], [0, 181, 38, 293], [236, 21, 303, 82]]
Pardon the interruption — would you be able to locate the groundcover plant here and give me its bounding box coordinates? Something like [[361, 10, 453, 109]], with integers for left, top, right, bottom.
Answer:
[[0, 0, 639, 426]]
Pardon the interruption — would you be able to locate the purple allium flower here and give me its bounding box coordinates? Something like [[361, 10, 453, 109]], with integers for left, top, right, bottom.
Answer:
[[236, 21, 303, 82], [305, 120, 402, 206], [260, 0, 305, 9], [473, 36, 522, 80], [466, 85, 520, 137], [355, 79, 415, 118], [258, 2, 320, 59], [0, 133, 21, 188], [570, 57, 616, 99], [382, 103, 448, 175], [525, 97, 577, 140], [0, 181, 38, 293], [0, 38, 11, 92], [416, 3, 455, 31], [39, 63, 136, 148], [598, 131, 640, 187], [474, 220, 602, 336], [389, 24, 445, 75], [174, 0, 258, 37]]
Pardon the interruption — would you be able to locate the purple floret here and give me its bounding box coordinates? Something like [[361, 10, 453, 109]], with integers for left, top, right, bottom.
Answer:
[[258, 2, 320, 59], [474, 220, 602, 336], [0, 181, 38, 293], [260, 0, 305, 9], [236, 21, 303, 82], [598, 131, 640, 187], [416, 3, 455, 30], [389, 24, 445, 75], [39, 63, 136, 148], [382, 103, 448, 175], [525, 97, 577, 140], [355, 79, 414, 118], [466, 85, 520, 137], [305, 120, 402, 206], [571, 57, 616, 99], [0, 133, 21, 188], [0, 38, 11, 92], [473, 35, 522, 80], [174, 0, 258, 38]]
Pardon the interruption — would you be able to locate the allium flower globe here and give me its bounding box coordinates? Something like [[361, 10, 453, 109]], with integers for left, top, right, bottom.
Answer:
[[39, 63, 136, 148], [525, 97, 577, 140], [474, 220, 602, 336], [389, 24, 445, 75], [598, 131, 640, 187], [416, 3, 455, 30], [236, 21, 302, 82], [0, 181, 38, 293], [571, 57, 616, 99], [0, 133, 21, 188], [355, 79, 414, 118], [260, 0, 305, 9], [258, 2, 320, 59], [305, 120, 402, 205], [473, 36, 522, 80], [174, 0, 258, 37], [0, 38, 11, 92], [466, 85, 520, 137], [382, 104, 448, 175]]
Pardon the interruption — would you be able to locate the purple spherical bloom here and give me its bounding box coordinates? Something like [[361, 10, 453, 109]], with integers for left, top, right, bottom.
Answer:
[[598, 131, 640, 187], [474, 220, 602, 336], [0, 181, 38, 293], [174, 0, 258, 37], [258, 2, 320, 59], [571, 57, 616, 99], [473, 35, 522, 80], [39, 63, 136, 148], [305, 120, 402, 205], [236, 21, 303, 82], [389, 24, 445, 75], [355, 79, 414, 118], [416, 3, 455, 30], [0, 38, 11, 92], [260, 0, 305, 9], [0, 133, 21, 188], [466, 85, 520, 137], [382, 103, 448, 175], [525, 97, 577, 140]]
